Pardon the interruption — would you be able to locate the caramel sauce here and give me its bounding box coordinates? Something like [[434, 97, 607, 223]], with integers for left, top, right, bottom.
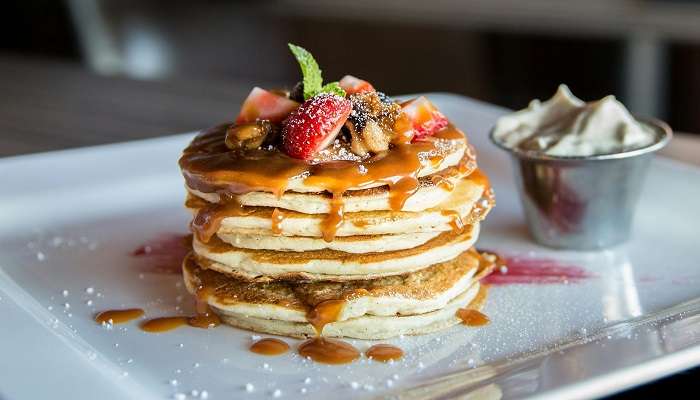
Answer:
[[250, 338, 290, 356], [366, 344, 404, 362], [456, 283, 490, 326], [271, 208, 285, 235], [431, 175, 455, 191], [320, 193, 345, 242], [467, 168, 490, 188], [388, 176, 420, 210], [140, 316, 188, 332], [298, 337, 360, 364], [191, 196, 251, 242], [306, 299, 345, 335], [180, 124, 469, 242], [141, 286, 221, 333], [351, 220, 370, 228], [441, 210, 464, 232], [456, 309, 490, 327], [95, 308, 144, 325], [188, 285, 221, 329]]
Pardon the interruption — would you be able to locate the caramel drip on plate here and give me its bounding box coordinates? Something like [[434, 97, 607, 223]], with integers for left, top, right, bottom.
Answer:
[[271, 208, 285, 235], [95, 309, 144, 325], [180, 124, 469, 242], [298, 299, 361, 364], [250, 338, 290, 356], [456, 309, 490, 327], [140, 317, 188, 333], [456, 283, 490, 326], [140, 285, 221, 333], [298, 337, 361, 365], [366, 344, 404, 362], [188, 285, 221, 329]]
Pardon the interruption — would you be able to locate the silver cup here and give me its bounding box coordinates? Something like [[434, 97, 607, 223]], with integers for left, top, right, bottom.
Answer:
[[490, 118, 672, 250]]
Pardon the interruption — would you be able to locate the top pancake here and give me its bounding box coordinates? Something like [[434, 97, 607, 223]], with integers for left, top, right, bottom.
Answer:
[[180, 122, 470, 196]]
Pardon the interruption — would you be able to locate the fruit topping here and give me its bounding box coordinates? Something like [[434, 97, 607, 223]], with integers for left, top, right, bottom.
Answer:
[[288, 44, 345, 99], [225, 120, 274, 151], [282, 94, 352, 160], [345, 92, 406, 156], [401, 96, 449, 141], [339, 75, 375, 95], [236, 87, 300, 124]]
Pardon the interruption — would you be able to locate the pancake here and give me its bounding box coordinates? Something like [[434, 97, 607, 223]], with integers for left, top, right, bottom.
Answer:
[[183, 249, 494, 339], [180, 123, 469, 195], [188, 171, 491, 238], [215, 284, 484, 339], [186, 158, 471, 215], [216, 231, 443, 253], [192, 224, 481, 281]]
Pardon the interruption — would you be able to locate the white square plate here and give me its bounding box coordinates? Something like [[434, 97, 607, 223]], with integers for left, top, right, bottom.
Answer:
[[1, 94, 699, 400]]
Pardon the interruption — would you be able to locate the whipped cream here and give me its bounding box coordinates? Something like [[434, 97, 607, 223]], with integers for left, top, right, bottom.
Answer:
[[492, 85, 657, 157]]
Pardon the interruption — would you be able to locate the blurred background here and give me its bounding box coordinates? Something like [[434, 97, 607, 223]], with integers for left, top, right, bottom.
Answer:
[[1, 0, 700, 156]]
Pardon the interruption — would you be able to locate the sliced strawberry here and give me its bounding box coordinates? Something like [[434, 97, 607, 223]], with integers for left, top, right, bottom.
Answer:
[[282, 94, 352, 160], [236, 87, 300, 124], [401, 96, 449, 141], [339, 75, 375, 95]]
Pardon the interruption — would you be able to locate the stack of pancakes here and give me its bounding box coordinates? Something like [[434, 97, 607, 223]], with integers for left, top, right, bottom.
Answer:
[[179, 123, 495, 339]]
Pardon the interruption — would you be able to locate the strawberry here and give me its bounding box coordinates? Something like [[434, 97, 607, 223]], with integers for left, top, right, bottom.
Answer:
[[401, 96, 449, 140], [339, 75, 375, 95], [236, 87, 300, 124], [282, 94, 352, 160]]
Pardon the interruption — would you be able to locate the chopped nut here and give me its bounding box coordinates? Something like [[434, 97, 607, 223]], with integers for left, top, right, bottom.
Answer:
[[225, 120, 272, 151]]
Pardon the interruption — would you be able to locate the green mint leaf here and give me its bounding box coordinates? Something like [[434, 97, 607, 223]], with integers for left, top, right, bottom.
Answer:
[[288, 43, 322, 100], [320, 82, 346, 97]]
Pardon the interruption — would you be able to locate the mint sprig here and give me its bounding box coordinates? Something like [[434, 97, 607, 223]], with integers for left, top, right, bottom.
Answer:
[[288, 43, 345, 99]]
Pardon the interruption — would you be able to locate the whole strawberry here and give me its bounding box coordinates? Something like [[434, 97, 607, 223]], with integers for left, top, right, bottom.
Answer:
[[282, 94, 352, 160]]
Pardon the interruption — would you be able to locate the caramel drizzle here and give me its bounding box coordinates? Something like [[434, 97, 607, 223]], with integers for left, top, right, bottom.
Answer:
[[140, 316, 188, 332], [298, 298, 361, 364], [188, 285, 221, 328], [95, 309, 144, 325], [181, 124, 469, 242], [139, 284, 220, 333], [306, 299, 345, 335], [366, 344, 404, 362], [270, 208, 285, 235], [298, 337, 360, 364], [456, 282, 491, 326], [456, 309, 490, 326], [191, 196, 251, 242], [250, 338, 290, 356], [441, 210, 465, 233]]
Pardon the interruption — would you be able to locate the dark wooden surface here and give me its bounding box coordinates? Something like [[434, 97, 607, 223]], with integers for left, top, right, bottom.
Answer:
[[0, 54, 260, 157]]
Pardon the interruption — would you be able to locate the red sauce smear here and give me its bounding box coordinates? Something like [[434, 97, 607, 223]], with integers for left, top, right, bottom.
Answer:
[[482, 252, 592, 285], [131, 233, 191, 274]]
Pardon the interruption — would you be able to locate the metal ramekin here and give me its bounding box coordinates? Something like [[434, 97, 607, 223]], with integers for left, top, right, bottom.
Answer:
[[489, 118, 672, 250]]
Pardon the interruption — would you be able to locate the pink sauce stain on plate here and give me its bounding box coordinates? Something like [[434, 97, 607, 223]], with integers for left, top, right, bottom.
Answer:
[[483, 253, 592, 285], [132, 233, 191, 274]]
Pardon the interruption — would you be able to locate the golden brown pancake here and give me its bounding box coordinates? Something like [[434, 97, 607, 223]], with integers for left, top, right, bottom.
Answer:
[[183, 249, 495, 339]]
